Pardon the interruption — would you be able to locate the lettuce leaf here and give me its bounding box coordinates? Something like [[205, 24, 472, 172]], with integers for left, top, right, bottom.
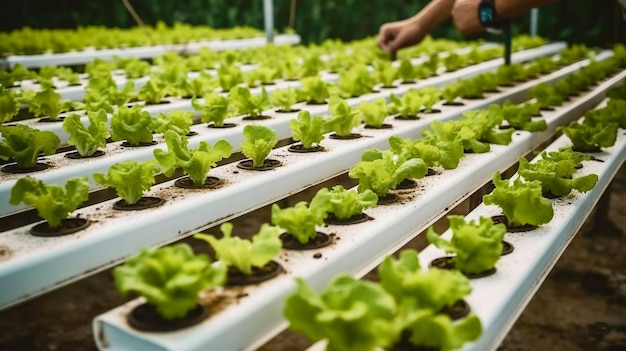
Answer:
[[240, 124, 277, 167], [229, 85, 271, 118], [194, 223, 282, 275], [10, 176, 90, 228], [358, 98, 389, 128], [152, 110, 194, 136], [518, 157, 598, 196], [0, 125, 60, 168], [93, 160, 159, 205], [192, 93, 231, 126], [483, 172, 554, 227], [290, 110, 325, 149], [324, 96, 362, 137], [271, 201, 326, 244], [62, 109, 110, 157], [426, 216, 505, 274], [0, 87, 19, 123], [310, 185, 378, 220], [559, 120, 618, 152], [114, 244, 226, 319], [110, 105, 155, 145]]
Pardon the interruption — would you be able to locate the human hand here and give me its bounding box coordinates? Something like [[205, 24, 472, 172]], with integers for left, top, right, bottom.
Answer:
[[452, 0, 484, 36], [378, 20, 425, 60]]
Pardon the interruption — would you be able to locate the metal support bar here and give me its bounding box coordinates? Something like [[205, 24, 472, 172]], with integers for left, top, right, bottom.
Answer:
[[530, 8, 539, 36], [263, 0, 274, 43]]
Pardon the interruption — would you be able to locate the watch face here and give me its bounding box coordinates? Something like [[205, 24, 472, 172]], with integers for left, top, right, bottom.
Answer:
[[480, 7, 494, 23]]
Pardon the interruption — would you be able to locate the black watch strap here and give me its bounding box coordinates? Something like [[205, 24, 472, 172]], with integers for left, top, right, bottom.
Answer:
[[478, 0, 508, 34]]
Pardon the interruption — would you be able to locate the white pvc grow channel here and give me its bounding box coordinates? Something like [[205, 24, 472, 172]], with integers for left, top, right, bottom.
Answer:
[[0, 34, 301, 70], [0, 46, 585, 219], [7, 42, 566, 147], [91, 75, 624, 351], [305, 115, 626, 351]]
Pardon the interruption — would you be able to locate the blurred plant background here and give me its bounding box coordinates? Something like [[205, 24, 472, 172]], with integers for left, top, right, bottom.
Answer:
[[1, 0, 624, 46]]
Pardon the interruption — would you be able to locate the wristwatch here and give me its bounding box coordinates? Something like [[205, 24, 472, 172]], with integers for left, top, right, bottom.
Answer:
[[478, 0, 508, 34]]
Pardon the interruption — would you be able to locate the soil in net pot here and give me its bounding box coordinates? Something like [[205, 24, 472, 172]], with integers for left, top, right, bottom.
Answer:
[[65, 150, 106, 159], [329, 133, 362, 140], [237, 159, 282, 171], [441, 299, 471, 320], [2, 163, 49, 174], [121, 140, 158, 147], [128, 303, 208, 332], [390, 330, 439, 351], [490, 215, 537, 233], [377, 193, 399, 205], [174, 176, 222, 189], [280, 232, 332, 250], [30, 218, 90, 237], [113, 197, 165, 211], [226, 260, 283, 286], [288, 144, 325, 153], [324, 213, 372, 225], [429, 256, 496, 279], [208, 123, 237, 129]]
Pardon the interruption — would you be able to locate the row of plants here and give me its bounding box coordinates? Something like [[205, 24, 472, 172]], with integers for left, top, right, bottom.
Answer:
[[0, 35, 548, 124], [0, 22, 270, 56]]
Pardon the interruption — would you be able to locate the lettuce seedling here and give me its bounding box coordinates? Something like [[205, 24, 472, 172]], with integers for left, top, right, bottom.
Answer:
[[442, 53, 466, 72], [194, 223, 282, 275], [290, 110, 325, 149], [373, 61, 397, 87], [271, 201, 326, 244], [530, 84, 564, 109], [279, 57, 304, 80], [284, 275, 397, 351], [559, 120, 618, 152], [337, 64, 376, 98], [10, 176, 90, 228], [152, 110, 194, 136], [137, 77, 168, 104], [271, 88, 298, 112], [389, 136, 441, 168], [324, 96, 362, 137], [426, 216, 506, 274], [483, 172, 554, 227], [0, 88, 19, 123], [217, 64, 244, 92], [390, 91, 422, 119], [93, 160, 159, 205], [501, 101, 547, 132], [358, 99, 389, 128], [110, 105, 155, 145], [240, 124, 278, 168], [349, 148, 428, 197], [441, 83, 462, 105], [27, 87, 72, 120], [0, 125, 60, 168], [62, 109, 110, 157], [584, 99, 626, 129], [229, 86, 271, 119], [541, 147, 590, 169], [310, 185, 378, 220], [459, 105, 514, 150], [183, 73, 219, 98], [192, 93, 231, 127], [154, 131, 232, 186], [114, 244, 226, 320], [419, 87, 441, 113], [300, 76, 331, 104], [402, 310, 482, 351], [378, 250, 472, 313], [518, 157, 598, 197], [397, 58, 416, 83]]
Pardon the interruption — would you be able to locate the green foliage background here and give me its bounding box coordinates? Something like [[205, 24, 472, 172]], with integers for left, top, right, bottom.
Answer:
[[1, 0, 624, 46]]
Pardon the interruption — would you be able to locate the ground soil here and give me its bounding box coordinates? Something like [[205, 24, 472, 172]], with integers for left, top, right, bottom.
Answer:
[[0, 165, 624, 351]]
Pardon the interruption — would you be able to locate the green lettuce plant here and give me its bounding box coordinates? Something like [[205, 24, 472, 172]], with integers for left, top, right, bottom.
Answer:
[[0, 87, 19, 123], [324, 96, 362, 137], [93, 160, 159, 205], [483, 172, 554, 227], [349, 148, 428, 197], [10, 176, 90, 228], [458, 105, 515, 152], [517, 157, 598, 197], [137, 77, 168, 104], [217, 64, 244, 92], [419, 87, 441, 112], [27, 87, 75, 120], [300, 76, 331, 104], [271, 201, 326, 244], [541, 147, 590, 169], [229, 86, 271, 119], [558, 120, 618, 152], [373, 61, 397, 88], [583, 99, 626, 129], [426, 216, 506, 274], [337, 64, 376, 98], [284, 275, 397, 351], [358, 99, 389, 128], [110, 105, 155, 145], [192, 93, 231, 127], [389, 90, 422, 119], [0, 125, 60, 168], [61, 109, 110, 157], [154, 131, 232, 186], [240, 124, 278, 168], [397, 58, 416, 83], [114, 244, 226, 319], [289, 110, 325, 149], [501, 101, 547, 132], [530, 84, 564, 109], [194, 222, 282, 275], [152, 110, 194, 136], [271, 88, 298, 112], [310, 185, 378, 220]]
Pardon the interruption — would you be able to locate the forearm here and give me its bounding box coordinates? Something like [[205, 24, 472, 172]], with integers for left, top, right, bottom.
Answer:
[[406, 0, 456, 34], [494, 0, 558, 18]]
